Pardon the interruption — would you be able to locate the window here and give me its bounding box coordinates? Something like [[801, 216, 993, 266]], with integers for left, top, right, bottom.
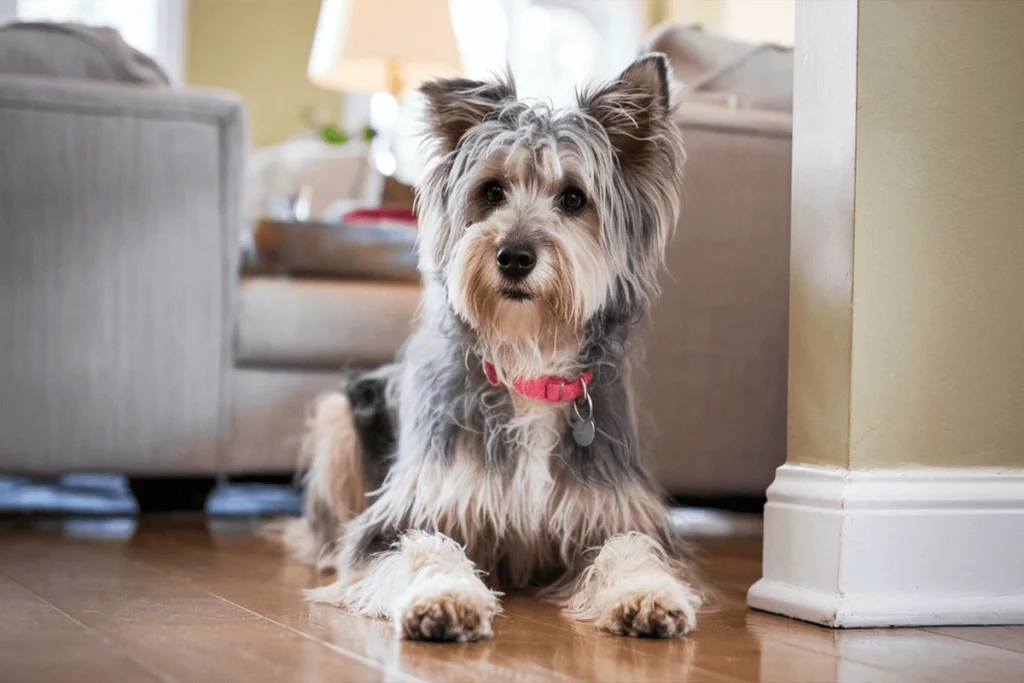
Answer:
[[452, 0, 643, 107], [507, 3, 603, 107], [11, 0, 185, 82], [391, 0, 643, 184]]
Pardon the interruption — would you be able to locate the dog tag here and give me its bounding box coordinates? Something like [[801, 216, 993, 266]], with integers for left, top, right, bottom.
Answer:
[[572, 418, 595, 447]]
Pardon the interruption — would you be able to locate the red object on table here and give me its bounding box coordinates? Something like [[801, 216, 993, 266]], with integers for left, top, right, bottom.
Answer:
[[343, 207, 417, 228]]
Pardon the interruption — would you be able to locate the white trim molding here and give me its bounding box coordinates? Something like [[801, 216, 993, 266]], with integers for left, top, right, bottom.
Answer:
[[748, 464, 1024, 627]]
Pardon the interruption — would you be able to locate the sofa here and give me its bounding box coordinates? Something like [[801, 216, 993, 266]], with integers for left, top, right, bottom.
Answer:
[[0, 23, 791, 498]]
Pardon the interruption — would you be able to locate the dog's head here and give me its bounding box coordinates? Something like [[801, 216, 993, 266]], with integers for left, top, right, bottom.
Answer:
[[416, 55, 684, 376]]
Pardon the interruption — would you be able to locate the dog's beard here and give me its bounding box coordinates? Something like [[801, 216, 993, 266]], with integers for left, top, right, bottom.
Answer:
[[447, 220, 611, 382]]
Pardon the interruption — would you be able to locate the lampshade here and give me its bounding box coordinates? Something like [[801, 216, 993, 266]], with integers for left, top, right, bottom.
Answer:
[[308, 0, 463, 96]]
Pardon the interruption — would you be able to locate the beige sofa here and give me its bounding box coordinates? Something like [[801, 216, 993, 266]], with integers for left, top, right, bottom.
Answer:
[[0, 23, 791, 498], [646, 104, 791, 495]]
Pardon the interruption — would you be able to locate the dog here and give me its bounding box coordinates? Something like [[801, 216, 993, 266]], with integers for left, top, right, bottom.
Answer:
[[272, 53, 702, 642]]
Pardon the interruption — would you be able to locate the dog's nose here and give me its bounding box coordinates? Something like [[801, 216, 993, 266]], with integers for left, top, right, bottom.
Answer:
[[496, 243, 536, 281]]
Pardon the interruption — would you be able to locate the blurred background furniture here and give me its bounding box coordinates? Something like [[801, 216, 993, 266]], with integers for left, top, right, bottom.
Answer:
[[645, 103, 791, 498], [0, 22, 420, 497], [0, 22, 246, 479], [0, 14, 791, 503], [642, 23, 793, 498]]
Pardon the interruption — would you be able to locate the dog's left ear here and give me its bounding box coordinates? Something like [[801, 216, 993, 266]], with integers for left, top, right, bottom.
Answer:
[[419, 75, 517, 155], [579, 54, 675, 169]]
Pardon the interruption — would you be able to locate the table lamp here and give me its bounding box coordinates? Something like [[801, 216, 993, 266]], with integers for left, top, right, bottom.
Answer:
[[309, 0, 462, 201], [309, 0, 463, 98]]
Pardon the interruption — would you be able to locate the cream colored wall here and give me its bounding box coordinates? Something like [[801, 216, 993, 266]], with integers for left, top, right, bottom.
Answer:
[[788, 0, 1024, 470], [848, 0, 1024, 469], [186, 0, 340, 148], [668, 0, 722, 31], [669, 0, 794, 46]]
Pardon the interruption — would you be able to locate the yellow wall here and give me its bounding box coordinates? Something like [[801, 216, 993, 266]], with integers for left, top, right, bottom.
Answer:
[[788, 0, 1024, 470], [668, 0, 794, 46], [849, 0, 1024, 469], [186, 0, 340, 147]]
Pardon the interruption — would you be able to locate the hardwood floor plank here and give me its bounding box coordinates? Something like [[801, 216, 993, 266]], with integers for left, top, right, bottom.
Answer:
[[716, 546, 1024, 683], [0, 576, 164, 683], [126, 525, 590, 683], [134, 523, 865, 683], [744, 606, 1024, 682], [922, 626, 1024, 654], [831, 627, 1024, 682], [0, 534, 387, 683]]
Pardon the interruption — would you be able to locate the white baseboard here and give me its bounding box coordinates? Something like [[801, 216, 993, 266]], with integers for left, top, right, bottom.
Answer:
[[747, 464, 1024, 627]]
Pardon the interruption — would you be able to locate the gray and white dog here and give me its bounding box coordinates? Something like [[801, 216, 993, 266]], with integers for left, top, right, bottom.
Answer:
[[275, 53, 702, 642]]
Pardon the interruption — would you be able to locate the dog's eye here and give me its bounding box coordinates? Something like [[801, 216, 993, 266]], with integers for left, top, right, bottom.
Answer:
[[483, 181, 505, 205], [558, 187, 586, 214]]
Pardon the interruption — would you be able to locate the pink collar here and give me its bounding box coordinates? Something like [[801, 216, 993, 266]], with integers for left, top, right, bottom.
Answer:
[[483, 361, 594, 404]]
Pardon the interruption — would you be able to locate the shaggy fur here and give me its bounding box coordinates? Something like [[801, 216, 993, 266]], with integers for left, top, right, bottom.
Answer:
[[274, 54, 701, 642]]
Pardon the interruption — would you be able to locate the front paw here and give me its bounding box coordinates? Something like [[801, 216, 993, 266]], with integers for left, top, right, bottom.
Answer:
[[600, 581, 701, 638], [396, 578, 498, 642]]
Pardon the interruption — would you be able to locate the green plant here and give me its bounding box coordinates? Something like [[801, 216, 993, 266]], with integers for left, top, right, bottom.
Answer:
[[319, 123, 378, 145]]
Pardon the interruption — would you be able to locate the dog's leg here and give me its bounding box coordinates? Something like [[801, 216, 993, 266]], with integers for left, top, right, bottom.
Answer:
[[308, 529, 501, 642], [564, 532, 701, 638]]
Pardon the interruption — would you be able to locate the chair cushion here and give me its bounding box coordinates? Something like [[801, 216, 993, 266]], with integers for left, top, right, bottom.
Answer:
[[236, 278, 420, 368], [0, 22, 169, 84]]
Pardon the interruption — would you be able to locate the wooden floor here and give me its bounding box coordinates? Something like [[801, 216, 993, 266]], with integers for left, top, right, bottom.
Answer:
[[2, 516, 1023, 683]]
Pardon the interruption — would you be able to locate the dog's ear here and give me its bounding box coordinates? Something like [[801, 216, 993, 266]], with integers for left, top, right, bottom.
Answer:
[[578, 54, 675, 170], [419, 75, 516, 155]]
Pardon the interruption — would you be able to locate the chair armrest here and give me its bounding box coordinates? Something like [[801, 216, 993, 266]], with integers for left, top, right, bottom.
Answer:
[[0, 77, 247, 474]]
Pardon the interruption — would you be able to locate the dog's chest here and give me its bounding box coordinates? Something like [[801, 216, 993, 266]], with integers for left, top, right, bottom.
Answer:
[[499, 403, 564, 526]]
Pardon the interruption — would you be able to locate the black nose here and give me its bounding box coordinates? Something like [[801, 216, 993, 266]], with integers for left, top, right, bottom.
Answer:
[[496, 243, 536, 281]]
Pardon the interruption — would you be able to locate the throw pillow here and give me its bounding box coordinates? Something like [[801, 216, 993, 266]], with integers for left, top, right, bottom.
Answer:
[[0, 21, 169, 85], [644, 23, 793, 113]]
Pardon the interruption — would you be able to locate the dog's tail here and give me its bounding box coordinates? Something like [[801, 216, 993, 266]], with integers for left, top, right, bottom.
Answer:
[[263, 365, 398, 570]]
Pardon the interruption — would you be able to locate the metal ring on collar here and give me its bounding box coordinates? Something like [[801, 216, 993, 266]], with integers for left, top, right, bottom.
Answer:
[[573, 377, 593, 422]]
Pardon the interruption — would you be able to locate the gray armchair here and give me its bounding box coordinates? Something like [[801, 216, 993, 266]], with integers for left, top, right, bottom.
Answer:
[[0, 74, 246, 474]]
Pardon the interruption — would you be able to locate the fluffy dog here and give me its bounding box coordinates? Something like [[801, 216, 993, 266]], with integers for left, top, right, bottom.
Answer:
[[275, 53, 701, 642]]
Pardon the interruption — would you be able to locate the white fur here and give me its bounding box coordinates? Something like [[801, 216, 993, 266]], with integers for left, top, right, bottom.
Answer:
[[362, 403, 562, 559], [308, 530, 500, 642], [566, 532, 702, 637]]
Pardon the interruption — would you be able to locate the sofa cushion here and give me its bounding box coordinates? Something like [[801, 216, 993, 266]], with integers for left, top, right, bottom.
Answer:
[[645, 23, 792, 112], [236, 278, 420, 368], [0, 22, 170, 84]]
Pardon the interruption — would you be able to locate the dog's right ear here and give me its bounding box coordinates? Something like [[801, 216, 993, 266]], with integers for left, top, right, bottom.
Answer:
[[419, 75, 516, 155]]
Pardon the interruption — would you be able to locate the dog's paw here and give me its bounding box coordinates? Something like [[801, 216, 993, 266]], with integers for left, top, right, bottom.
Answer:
[[599, 581, 701, 638], [399, 588, 496, 642], [394, 573, 499, 642]]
